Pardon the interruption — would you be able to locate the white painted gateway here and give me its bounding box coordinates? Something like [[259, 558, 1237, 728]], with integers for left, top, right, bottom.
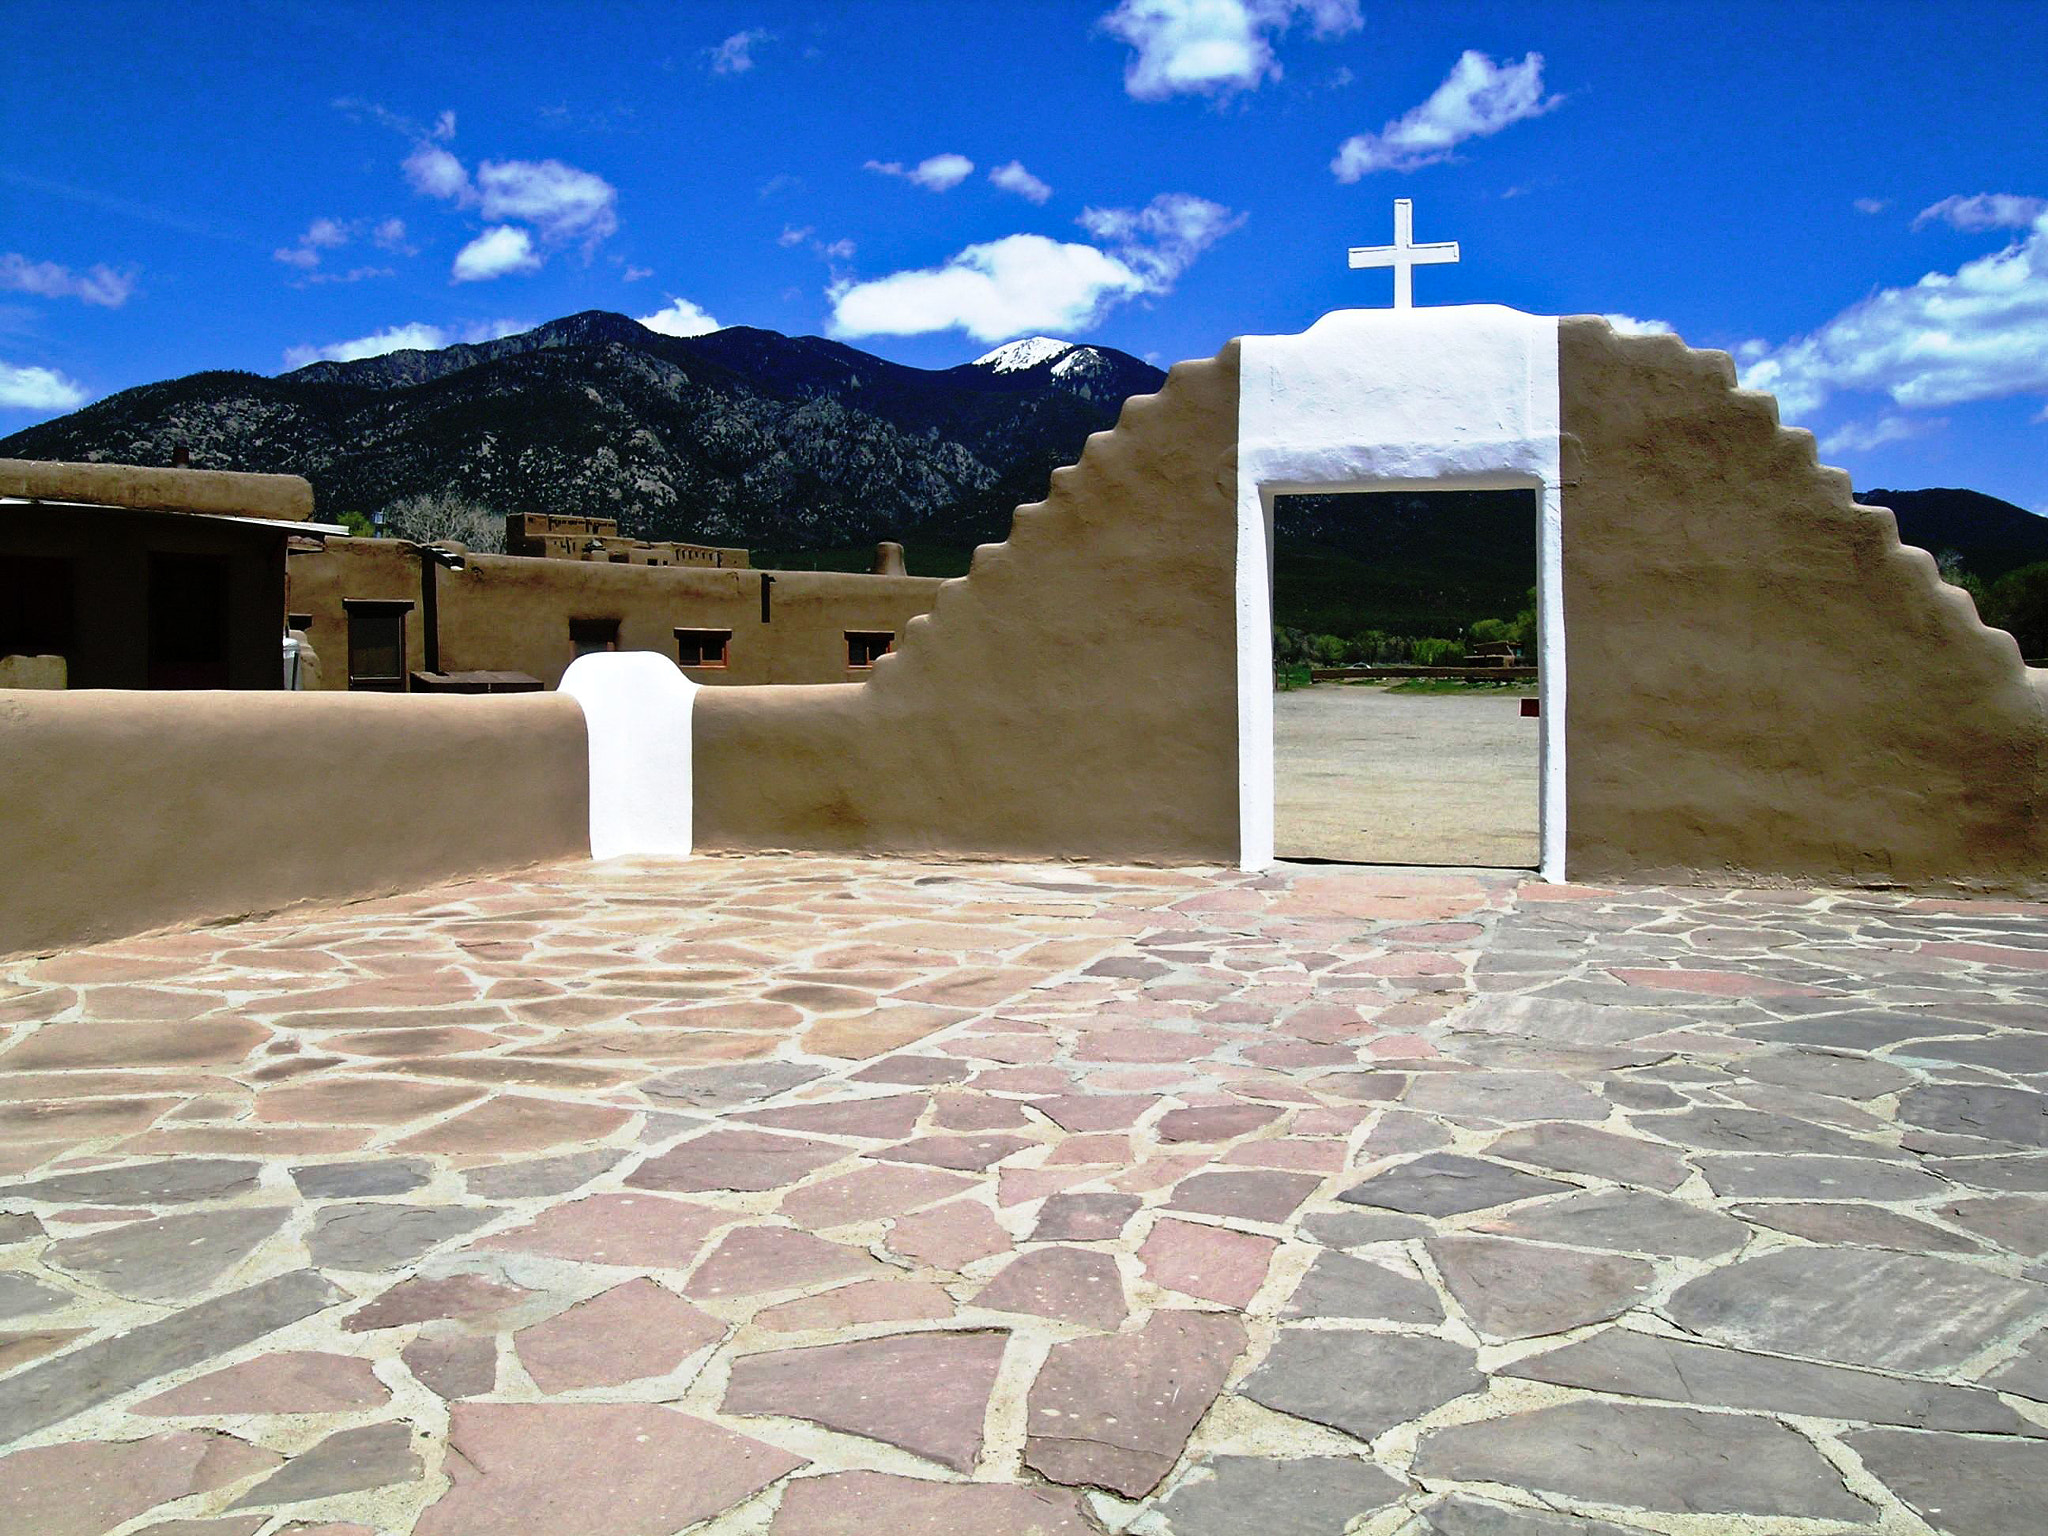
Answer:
[[1235, 303, 1566, 879]]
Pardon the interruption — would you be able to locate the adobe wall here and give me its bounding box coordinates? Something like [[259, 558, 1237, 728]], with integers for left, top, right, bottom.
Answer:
[[287, 539, 941, 688], [0, 688, 589, 958], [690, 347, 1243, 862], [1558, 317, 2048, 893]]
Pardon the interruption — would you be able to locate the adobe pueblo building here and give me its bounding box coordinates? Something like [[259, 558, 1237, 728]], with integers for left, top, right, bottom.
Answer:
[[3, 304, 2045, 955], [0, 468, 942, 695]]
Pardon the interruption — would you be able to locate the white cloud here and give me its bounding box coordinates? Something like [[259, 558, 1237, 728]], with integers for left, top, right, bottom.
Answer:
[[1075, 191, 1244, 286], [300, 266, 394, 286], [404, 132, 618, 279], [829, 192, 1239, 344], [1820, 413, 1948, 455], [778, 225, 813, 247], [1332, 50, 1561, 181], [1914, 193, 2048, 232], [709, 28, 772, 74], [622, 264, 654, 282], [280, 317, 529, 370], [989, 161, 1054, 204], [0, 361, 88, 411], [273, 217, 367, 271], [637, 297, 724, 337], [452, 225, 541, 282], [865, 154, 975, 192], [0, 253, 135, 307], [830, 234, 1148, 343], [816, 237, 856, 261], [404, 142, 470, 201], [1600, 313, 1674, 336], [430, 109, 456, 141], [1100, 0, 1361, 101], [1739, 215, 2048, 422], [1854, 197, 1890, 215], [372, 217, 412, 252], [474, 159, 618, 245]]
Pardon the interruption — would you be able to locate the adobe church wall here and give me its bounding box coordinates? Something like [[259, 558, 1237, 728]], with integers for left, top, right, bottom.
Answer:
[[288, 539, 941, 688], [691, 346, 1243, 863], [0, 689, 589, 958], [1559, 317, 2048, 894]]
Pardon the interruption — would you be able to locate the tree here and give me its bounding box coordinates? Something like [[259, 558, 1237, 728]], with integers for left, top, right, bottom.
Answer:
[[1982, 562, 2048, 660], [379, 490, 507, 553]]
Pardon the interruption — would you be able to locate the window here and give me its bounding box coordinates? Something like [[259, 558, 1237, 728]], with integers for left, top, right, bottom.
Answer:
[[343, 599, 412, 691], [569, 617, 620, 658], [846, 630, 895, 669], [675, 628, 731, 668]]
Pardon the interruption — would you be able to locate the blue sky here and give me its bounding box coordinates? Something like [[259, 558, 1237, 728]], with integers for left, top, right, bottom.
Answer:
[[4, 1, 2046, 510]]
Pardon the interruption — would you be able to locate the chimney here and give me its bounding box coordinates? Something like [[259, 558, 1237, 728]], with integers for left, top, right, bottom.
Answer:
[[871, 541, 907, 577], [171, 445, 191, 468]]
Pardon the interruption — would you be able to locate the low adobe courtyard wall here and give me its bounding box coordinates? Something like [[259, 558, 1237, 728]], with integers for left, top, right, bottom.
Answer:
[[1559, 318, 2048, 894], [0, 689, 589, 957], [690, 345, 1243, 863]]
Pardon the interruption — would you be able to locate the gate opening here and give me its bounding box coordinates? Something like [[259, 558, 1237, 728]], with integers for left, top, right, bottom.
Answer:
[[1270, 487, 1540, 868]]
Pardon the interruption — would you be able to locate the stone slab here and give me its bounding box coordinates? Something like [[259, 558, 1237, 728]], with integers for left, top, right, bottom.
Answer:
[[0, 1269, 345, 1443], [1506, 1326, 2041, 1434], [1239, 1329, 1481, 1445], [724, 1330, 1007, 1472], [1845, 1428, 2048, 1535], [1155, 1454, 1408, 1536], [227, 1421, 421, 1509], [515, 1279, 725, 1392], [413, 1402, 806, 1536], [1413, 1400, 1868, 1520], [1668, 1246, 2048, 1374], [1024, 1310, 1246, 1496], [1338, 1154, 1575, 1217], [766, 1470, 1095, 1534]]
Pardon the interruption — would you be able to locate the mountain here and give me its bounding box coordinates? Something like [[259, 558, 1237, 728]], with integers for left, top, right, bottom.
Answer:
[[0, 313, 1164, 554], [1857, 487, 2048, 585]]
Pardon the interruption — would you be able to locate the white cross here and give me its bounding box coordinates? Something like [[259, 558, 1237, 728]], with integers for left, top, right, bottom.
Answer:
[[1348, 198, 1459, 309]]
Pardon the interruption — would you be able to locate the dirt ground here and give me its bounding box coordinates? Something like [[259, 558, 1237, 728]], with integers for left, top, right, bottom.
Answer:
[[1274, 683, 1540, 867]]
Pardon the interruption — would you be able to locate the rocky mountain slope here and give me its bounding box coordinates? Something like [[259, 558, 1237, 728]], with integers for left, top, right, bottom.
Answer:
[[0, 313, 1165, 551]]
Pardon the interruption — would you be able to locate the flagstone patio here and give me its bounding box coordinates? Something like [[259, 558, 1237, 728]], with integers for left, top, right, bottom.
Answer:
[[0, 855, 2045, 1534]]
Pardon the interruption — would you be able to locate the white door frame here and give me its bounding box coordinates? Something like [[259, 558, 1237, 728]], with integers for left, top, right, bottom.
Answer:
[[1233, 306, 1565, 880]]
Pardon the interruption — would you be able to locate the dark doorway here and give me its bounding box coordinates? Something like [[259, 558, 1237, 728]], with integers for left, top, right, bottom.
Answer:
[[1271, 487, 1539, 867], [0, 555, 75, 662], [147, 553, 232, 689]]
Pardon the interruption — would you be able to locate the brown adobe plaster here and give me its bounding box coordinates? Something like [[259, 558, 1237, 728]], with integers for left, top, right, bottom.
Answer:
[[0, 689, 588, 958], [1558, 316, 2048, 894], [0, 458, 314, 522], [692, 344, 1243, 863]]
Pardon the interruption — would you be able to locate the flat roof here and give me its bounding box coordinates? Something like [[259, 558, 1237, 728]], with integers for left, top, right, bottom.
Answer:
[[0, 495, 349, 538]]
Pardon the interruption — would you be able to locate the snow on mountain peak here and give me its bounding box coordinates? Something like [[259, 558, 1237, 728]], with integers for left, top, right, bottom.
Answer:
[[972, 336, 1076, 373]]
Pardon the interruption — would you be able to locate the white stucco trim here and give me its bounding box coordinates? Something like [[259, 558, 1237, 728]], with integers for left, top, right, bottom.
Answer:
[[1236, 304, 1566, 879], [560, 651, 698, 860]]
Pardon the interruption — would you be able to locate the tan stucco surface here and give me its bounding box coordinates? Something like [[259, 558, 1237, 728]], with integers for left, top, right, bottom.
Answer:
[[0, 689, 589, 957], [288, 539, 941, 689], [693, 347, 1243, 862], [1559, 317, 2048, 894], [0, 458, 314, 521]]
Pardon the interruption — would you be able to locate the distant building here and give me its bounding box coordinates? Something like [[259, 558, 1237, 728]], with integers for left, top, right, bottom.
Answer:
[[1, 460, 940, 694], [287, 533, 939, 692], [504, 512, 750, 569]]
